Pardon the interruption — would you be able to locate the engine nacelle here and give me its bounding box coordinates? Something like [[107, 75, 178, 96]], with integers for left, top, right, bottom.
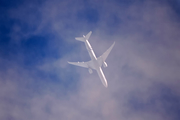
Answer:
[[88, 68, 93, 74], [103, 62, 108, 68]]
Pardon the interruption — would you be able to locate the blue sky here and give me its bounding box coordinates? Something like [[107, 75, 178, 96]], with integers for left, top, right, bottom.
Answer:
[[0, 0, 180, 120]]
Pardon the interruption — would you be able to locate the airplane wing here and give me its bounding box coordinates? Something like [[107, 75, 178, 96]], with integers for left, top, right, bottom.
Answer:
[[97, 42, 115, 66], [68, 60, 96, 69]]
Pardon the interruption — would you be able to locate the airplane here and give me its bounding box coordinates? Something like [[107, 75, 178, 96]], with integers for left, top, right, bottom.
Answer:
[[68, 31, 115, 87]]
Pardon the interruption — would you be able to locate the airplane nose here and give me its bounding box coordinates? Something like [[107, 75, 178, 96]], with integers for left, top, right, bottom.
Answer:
[[97, 67, 108, 88], [103, 80, 108, 88], [104, 83, 108, 87]]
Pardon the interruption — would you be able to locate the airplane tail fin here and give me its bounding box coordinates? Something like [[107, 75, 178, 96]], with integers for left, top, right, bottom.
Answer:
[[75, 31, 92, 42]]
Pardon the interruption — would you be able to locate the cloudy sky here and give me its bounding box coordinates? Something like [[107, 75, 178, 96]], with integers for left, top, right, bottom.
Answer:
[[0, 0, 180, 120]]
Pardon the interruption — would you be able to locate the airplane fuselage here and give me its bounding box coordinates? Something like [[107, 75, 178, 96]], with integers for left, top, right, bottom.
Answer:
[[84, 39, 108, 87], [84, 39, 97, 60]]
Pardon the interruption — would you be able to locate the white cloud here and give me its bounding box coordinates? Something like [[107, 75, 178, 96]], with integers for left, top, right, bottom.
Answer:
[[1, 0, 180, 120]]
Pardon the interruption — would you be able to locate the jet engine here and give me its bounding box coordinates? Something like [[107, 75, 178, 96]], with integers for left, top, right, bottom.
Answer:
[[88, 68, 93, 74], [103, 62, 108, 68]]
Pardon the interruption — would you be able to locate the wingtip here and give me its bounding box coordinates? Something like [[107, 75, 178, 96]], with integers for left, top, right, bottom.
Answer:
[[111, 41, 115, 48], [113, 41, 115, 45], [110, 41, 115, 49]]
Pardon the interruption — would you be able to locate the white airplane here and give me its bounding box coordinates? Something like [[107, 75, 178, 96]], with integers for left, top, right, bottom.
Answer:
[[68, 31, 115, 87]]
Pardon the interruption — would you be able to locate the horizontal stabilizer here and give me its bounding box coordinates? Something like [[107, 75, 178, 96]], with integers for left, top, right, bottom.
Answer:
[[75, 31, 92, 42], [75, 37, 85, 42], [85, 31, 92, 40]]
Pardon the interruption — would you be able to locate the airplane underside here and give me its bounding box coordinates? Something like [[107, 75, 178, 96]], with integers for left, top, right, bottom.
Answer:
[[68, 31, 115, 87]]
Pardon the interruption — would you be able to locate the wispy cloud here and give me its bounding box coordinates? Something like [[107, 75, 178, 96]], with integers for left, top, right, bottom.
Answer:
[[0, 0, 180, 120]]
